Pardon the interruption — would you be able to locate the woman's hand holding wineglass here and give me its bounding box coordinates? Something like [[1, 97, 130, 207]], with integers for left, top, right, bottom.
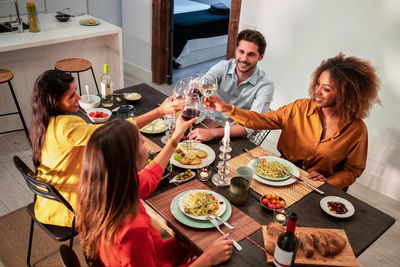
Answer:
[[159, 96, 184, 115], [203, 95, 231, 113]]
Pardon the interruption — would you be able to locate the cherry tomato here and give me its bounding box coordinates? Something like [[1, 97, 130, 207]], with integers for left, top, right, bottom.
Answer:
[[261, 198, 269, 206], [269, 203, 276, 209], [275, 203, 282, 209], [271, 199, 277, 204], [266, 193, 271, 200], [271, 194, 277, 200], [280, 200, 286, 206]]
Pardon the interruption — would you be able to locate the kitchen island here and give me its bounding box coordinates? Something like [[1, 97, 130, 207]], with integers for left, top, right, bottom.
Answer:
[[0, 13, 123, 133]]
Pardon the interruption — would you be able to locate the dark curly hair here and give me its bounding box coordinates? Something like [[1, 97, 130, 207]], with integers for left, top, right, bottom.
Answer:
[[237, 29, 267, 55], [309, 52, 381, 122]]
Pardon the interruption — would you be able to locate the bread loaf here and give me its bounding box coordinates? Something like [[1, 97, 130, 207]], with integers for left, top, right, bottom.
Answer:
[[265, 240, 276, 256], [321, 231, 346, 256], [267, 222, 285, 238], [298, 231, 314, 257], [311, 231, 330, 256]]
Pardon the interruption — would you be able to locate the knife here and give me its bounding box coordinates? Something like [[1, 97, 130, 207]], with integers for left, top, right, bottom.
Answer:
[[286, 171, 325, 195]]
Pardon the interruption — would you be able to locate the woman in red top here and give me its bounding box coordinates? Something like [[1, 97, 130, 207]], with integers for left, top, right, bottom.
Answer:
[[77, 117, 233, 266]]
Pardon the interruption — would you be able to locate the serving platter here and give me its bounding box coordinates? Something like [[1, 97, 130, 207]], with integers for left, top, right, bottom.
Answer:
[[139, 119, 168, 134], [170, 142, 215, 169]]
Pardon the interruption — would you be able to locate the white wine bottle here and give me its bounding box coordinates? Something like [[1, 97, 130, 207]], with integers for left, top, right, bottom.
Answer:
[[273, 213, 298, 267], [100, 64, 114, 107]]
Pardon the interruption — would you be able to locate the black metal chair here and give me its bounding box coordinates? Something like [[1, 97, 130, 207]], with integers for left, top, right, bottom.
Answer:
[[13, 156, 78, 267], [59, 244, 82, 267], [249, 129, 271, 146]]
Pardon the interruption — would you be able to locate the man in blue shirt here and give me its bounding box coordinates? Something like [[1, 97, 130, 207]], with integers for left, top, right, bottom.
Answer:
[[188, 29, 275, 142]]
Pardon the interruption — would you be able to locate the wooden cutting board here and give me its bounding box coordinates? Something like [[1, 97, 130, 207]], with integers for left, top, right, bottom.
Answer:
[[262, 225, 358, 267]]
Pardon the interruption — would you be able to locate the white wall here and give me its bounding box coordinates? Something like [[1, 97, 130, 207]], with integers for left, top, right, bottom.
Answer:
[[240, 0, 400, 200], [87, 0, 122, 27], [121, 0, 152, 82]]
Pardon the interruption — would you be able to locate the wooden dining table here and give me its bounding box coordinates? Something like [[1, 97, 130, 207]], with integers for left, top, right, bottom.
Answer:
[[78, 83, 395, 266]]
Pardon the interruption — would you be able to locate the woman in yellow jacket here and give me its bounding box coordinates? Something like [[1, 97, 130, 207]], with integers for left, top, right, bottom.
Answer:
[[204, 53, 380, 190], [30, 70, 181, 227]]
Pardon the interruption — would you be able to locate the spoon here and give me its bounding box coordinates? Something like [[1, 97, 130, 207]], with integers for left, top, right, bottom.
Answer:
[[85, 85, 93, 103]]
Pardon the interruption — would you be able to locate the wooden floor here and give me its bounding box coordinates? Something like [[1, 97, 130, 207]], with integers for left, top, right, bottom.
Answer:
[[0, 70, 398, 266]]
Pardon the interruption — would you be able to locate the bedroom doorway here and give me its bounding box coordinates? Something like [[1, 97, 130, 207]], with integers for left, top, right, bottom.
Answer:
[[151, 0, 242, 85]]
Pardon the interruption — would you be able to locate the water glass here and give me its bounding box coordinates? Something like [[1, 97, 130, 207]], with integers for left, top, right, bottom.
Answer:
[[117, 105, 135, 120], [236, 166, 254, 184], [229, 176, 250, 205]]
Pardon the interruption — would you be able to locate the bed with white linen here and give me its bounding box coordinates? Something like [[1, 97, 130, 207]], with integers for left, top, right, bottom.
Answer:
[[173, 0, 229, 68]]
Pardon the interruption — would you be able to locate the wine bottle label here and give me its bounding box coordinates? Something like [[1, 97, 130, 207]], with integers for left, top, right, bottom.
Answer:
[[273, 245, 294, 267]]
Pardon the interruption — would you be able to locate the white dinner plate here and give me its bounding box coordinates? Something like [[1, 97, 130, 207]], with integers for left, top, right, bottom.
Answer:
[[178, 189, 227, 220], [247, 158, 299, 186], [320, 196, 355, 218], [252, 156, 293, 181], [170, 142, 216, 169], [139, 119, 167, 134]]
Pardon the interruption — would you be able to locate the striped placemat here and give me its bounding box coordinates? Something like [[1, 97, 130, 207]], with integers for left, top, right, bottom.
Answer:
[[227, 147, 324, 207], [146, 179, 261, 252], [143, 136, 162, 152]]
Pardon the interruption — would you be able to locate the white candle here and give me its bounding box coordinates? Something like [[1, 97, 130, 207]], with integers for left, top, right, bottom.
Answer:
[[224, 121, 230, 140], [223, 121, 230, 149]]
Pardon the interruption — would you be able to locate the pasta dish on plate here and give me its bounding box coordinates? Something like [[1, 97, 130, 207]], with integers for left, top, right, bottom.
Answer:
[[254, 159, 290, 178], [184, 192, 219, 217]]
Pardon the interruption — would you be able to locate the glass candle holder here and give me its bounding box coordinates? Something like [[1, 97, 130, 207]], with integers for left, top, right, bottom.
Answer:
[[273, 207, 291, 225], [198, 166, 211, 182]]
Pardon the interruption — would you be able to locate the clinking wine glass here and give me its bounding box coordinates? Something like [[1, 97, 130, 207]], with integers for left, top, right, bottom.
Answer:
[[182, 93, 201, 146]]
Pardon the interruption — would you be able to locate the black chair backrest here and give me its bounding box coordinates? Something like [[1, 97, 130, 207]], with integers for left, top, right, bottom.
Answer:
[[13, 156, 74, 213]]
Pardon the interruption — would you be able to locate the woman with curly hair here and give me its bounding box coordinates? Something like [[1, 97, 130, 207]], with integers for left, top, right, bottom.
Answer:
[[203, 53, 380, 189]]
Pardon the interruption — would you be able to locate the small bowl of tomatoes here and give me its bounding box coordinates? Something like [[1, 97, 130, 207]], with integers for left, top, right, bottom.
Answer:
[[87, 108, 111, 123], [260, 193, 286, 211]]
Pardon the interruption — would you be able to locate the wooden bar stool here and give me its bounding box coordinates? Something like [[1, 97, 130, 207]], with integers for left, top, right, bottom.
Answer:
[[0, 69, 29, 137], [55, 58, 100, 96]]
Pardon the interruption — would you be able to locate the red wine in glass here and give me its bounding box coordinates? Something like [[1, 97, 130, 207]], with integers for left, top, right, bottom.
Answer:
[[182, 108, 200, 121]]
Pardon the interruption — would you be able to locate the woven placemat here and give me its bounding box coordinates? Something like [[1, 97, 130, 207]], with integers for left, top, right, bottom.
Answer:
[[227, 147, 323, 207], [143, 136, 162, 152], [146, 179, 261, 252]]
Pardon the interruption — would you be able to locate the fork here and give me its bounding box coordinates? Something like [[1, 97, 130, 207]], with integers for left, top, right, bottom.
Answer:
[[210, 214, 235, 229], [207, 217, 242, 251]]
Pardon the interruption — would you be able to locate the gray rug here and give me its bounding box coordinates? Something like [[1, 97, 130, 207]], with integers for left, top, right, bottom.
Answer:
[[0, 207, 85, 267]]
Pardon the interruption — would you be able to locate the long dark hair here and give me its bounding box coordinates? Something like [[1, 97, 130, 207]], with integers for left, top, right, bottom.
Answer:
[[77, 120, 141, 262], [30, 70, 74, 170], [309, 52, 381, 123]]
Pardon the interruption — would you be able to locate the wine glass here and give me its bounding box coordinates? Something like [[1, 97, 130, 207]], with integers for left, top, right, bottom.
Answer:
[[186, 74, 203, 98], [182, 93, 201, 147], [200, 72, 218, 97], [162, 79, 188, 144]]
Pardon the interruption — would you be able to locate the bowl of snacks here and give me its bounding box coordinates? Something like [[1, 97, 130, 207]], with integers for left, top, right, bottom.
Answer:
[[87, 108, 111, 123], [79, 95, 101, 111], [169, 169, 196, 184], [147, 151, 173, 179], [123, 92, 142, 103], [260, 193, 286, 211], [55, 14, 71, 22]]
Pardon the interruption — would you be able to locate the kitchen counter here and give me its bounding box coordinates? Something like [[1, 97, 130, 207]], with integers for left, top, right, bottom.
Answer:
[[0, 14, 121, 53], [0, 13, 123, 133]]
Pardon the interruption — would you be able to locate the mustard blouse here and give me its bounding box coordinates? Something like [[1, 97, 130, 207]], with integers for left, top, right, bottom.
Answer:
[[35, 115, 134, 227], [230, 99, 368, 189]]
